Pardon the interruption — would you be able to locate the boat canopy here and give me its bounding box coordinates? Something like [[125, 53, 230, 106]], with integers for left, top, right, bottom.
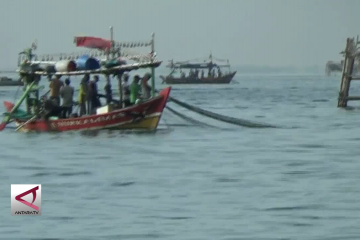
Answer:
[[16, 61, 162, 76], [166, 61, 230, 69], [17, 32, 158, 77]]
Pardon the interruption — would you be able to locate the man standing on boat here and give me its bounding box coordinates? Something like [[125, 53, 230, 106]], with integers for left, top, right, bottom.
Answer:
[[89, 75, 100, 114], [49, 75, 64, 106], [141, 73, 152, 100], [60, 78, 74, 118], [104, 78, 112, 105], [122, 73, 131, 107], [130, 75, 141, 104], [78, 74, 89, 116]]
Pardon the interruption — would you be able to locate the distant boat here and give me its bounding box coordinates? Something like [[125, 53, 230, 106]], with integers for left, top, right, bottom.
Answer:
[[0, 77, 23, 86], [160, 54, 237, 84]]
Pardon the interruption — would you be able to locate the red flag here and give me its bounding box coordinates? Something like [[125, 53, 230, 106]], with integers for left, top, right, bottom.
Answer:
[[74, 36, 111, 50]]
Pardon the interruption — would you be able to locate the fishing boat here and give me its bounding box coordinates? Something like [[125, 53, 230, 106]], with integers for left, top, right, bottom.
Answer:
[[0, 27, 171, 132], [0, 77, 23, 86], [160, 54, 237, 84]]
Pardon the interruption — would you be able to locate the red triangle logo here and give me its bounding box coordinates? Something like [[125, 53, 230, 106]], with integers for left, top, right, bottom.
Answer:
[[15, 186, 39, 211]]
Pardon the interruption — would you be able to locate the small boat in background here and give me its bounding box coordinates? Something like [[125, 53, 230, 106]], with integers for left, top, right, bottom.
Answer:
[[0, 77, 23, 86], [160, 54, 237, 84]]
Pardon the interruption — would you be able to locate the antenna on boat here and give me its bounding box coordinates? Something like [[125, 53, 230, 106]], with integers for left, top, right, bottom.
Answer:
[[110, 26, 116, 59], [151, 32, 155, 97], [108, 26, 114, 60], [110, 26, 124, 107]]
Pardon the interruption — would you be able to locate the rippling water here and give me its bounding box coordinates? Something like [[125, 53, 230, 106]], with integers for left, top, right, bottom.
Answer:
[[1, 74, 360, 239]]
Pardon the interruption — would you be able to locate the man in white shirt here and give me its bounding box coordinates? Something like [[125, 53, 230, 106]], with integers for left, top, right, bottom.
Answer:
[[60, 78, 74, 118], [122, 73, 131, 107]]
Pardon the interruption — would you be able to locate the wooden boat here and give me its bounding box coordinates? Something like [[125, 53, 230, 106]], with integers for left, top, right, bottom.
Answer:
[[160, 55, 237, 84], [0, 77, 23, 86], [0, 27, 171, 132], [3, 88, 170, 132]]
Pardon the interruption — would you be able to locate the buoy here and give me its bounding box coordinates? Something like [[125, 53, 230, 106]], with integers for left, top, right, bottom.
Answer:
[[44, 65, 56, 73], [102, 57, 127, 68], [76, 55, 100, 70], [54, 60, 77, 72]]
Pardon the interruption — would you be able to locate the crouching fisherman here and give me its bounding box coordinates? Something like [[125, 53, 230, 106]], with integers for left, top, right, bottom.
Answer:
[[42, 98, 63, 120]]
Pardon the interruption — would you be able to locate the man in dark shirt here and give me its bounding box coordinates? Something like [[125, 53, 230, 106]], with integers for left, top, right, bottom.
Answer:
[[43, 99, 63, 120], [89, 75, 100, 114], [104, 80, 112, 105]]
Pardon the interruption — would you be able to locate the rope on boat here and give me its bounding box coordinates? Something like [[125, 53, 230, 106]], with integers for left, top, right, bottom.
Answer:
[[165, 106, 219, 129], [15, 114, 38, 131], [167, 96, 278, 128]]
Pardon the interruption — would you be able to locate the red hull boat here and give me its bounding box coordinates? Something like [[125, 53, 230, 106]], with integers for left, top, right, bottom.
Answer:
[[4, 87, 171, 132], [0, 28, 172, 133]]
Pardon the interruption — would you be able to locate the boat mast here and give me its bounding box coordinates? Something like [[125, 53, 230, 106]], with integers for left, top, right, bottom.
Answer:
[[151, 33, 155, 97], [208, 51, 213, 74], [110, 26, 123, 108], [110, 26, 115, 60], [22, 41, 39, 114]]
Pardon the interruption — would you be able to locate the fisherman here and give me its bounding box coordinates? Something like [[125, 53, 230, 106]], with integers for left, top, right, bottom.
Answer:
[[49, 75, 64, 106], [60, 78, 74, 118], [122, 73, 131, 107], [104, 78, 112, 105], [194, 69, 199, 78], [140, 73, 152, 100], [78, 74, 89, 116], [43, 98, 63, 120], [201, 70, 204, 78], [130, 75, 141, 104], [89, 75, 100, 114]]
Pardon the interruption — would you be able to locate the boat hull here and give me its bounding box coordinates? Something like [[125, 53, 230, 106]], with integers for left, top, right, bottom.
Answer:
[[0, 80, 23, 87], [161, 71, 236, 84], [4, 87, 171, 132]]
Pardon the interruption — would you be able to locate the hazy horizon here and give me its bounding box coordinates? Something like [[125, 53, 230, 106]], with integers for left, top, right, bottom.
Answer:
[[1, 0, 359, 70]]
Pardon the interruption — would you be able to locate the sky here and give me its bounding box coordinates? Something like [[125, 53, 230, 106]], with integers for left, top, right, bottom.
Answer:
[[0, 0, 360, 70]]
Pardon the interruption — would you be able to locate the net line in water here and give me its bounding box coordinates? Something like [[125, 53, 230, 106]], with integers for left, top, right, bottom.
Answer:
[[164, 106, 219, 129], [166, 95, 278, 128]]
